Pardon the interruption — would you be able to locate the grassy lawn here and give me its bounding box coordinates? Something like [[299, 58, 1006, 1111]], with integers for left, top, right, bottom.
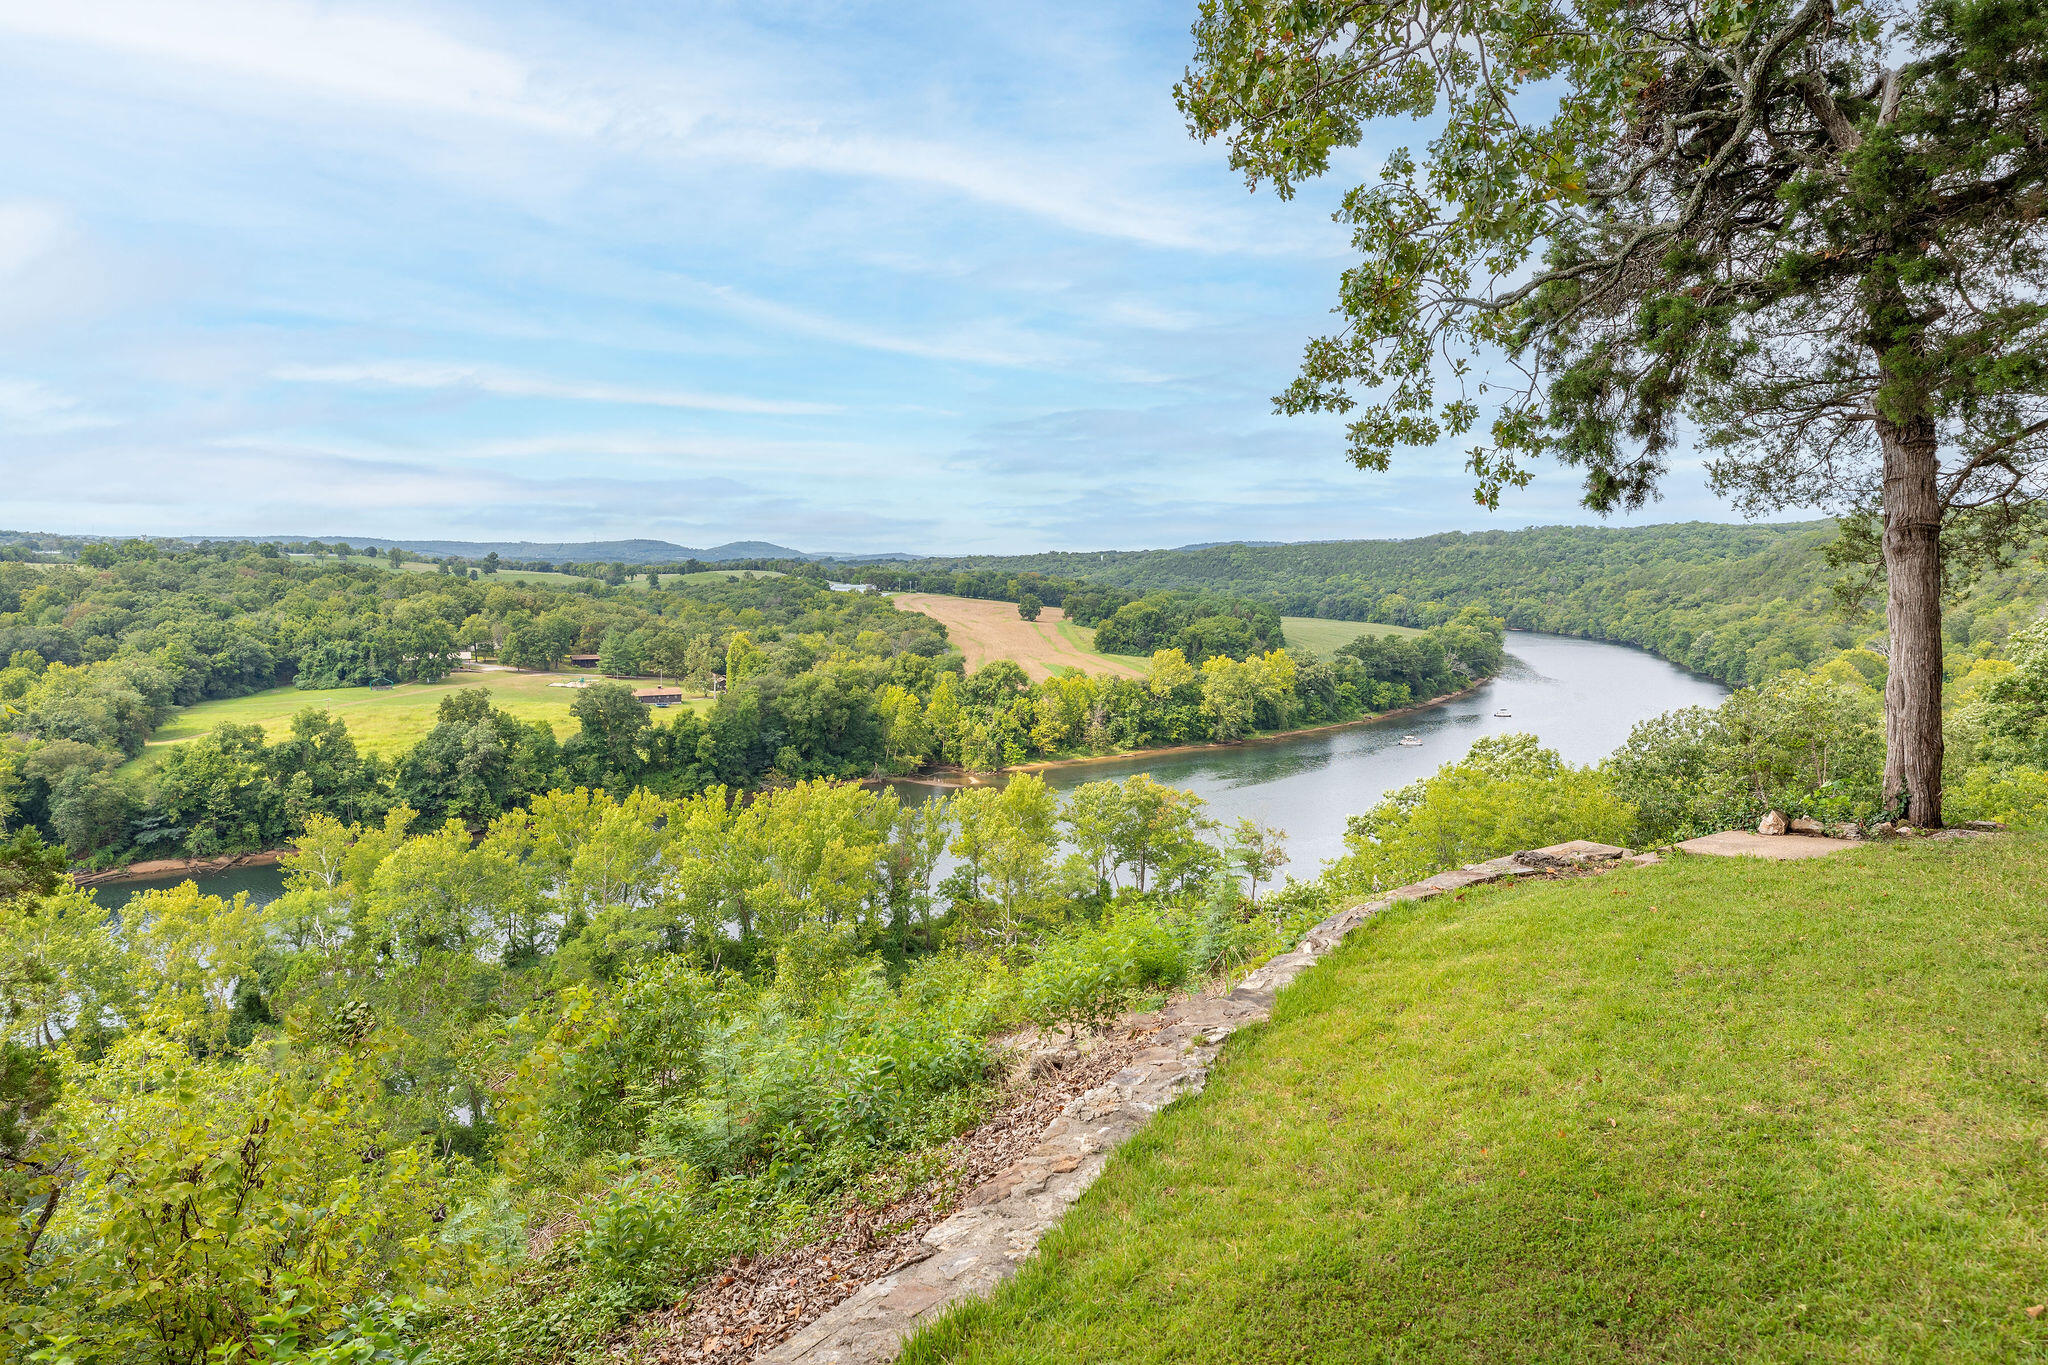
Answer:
[[904, 837, 2048, 1363], [290, 555, 600, 589], [671, 568, 785, 584], [1279, 616, 1425, 655], [122, 671, 710, 772], [1054, 619, 1155, 676], [288, 555, 782, 591]]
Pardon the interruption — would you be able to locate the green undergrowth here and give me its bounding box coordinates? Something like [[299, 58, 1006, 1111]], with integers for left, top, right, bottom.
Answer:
[[903, 837, 2048, 1364]]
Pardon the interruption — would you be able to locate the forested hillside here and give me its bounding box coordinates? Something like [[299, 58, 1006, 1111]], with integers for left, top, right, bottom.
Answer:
[[821, 521, 2048, 689], [0, 547, 948, 862], [0, 545, 1503, 866]]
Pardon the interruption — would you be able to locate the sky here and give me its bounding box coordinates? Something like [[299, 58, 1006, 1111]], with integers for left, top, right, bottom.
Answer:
[[0, 0, 1769, 554]]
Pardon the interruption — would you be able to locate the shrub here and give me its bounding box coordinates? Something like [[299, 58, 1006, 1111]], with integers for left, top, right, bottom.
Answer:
[[1337, 735, 1635, 891], [1019, 905, 1195, 1035], [1608, 672, 1882, 840], [1949, 764, 2048, 829]]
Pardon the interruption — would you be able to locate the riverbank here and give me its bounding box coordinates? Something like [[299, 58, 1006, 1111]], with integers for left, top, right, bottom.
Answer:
[[85, 688, 1484, 890], [885, 679, 1491, 789], [73, 848, 290, 889]]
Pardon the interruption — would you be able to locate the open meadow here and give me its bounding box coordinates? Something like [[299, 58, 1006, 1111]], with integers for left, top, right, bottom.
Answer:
[[890, 595, 1423, 679], [1277, 615, 1423, 655], [287, 554, 784, 591], [121, 668, 711, 772], [893, 593, 1152, 681]]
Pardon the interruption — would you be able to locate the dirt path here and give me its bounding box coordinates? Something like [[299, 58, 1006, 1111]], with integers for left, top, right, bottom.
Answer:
[[891, 594, 1147, 682]]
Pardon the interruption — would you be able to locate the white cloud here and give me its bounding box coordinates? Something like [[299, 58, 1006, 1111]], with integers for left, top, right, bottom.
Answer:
[[455, 431, 941, 472], [698, 129, 1231, 252], [1096, 298, 1207, 332], [271, 360, 839, 416], [0, 376, 115, 432], [680, 280, 1084, 369], [0, 0, 1262, 252], [205, 428, 939, 476], [1, 440, 945, 545], [0, 201, 65, 277], [0, 0, 588, 132]]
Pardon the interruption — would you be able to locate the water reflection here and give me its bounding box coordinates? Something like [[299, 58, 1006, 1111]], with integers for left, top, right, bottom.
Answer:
[[888, 632, 1726, 872], [106, 632, 1726, 906]]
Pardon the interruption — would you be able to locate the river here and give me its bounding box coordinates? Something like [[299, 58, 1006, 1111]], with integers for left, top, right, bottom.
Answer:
[[102, 632, 1726, 907]]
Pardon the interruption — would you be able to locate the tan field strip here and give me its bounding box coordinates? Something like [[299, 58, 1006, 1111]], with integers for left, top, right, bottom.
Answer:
[[892, 593, 1149, 682]]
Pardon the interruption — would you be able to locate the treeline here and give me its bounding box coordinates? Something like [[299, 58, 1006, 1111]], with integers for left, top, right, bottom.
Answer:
[[900, 604, 1499, 771], [5, 528, 790, 588], [0, 773, 1332, 1364], [808, 561, 1134, 620], [817, 521, 2048, 689], [1088, 591, 1284, 660], [799, 562, 1287, 659], [21, 603, 1502, 862], [1, 540, 1507, 865], [0, 547, 948, 862], [281, 540, 785, 587]]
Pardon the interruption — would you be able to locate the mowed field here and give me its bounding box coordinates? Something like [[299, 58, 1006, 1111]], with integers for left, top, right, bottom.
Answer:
[[893, 596, 1424, 678], [121, 669, 710, 774], [893, 594, 1150, 682], [1278, 615, 1424, 654], [287, 555, 783, 591]]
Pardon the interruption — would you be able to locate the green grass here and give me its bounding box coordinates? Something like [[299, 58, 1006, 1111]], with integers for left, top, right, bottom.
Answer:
[[904, 837, 2048, 1363], [1279, 615, 1425, 655], [287, 555, 783, 591], [122, 671, 710, 772], [1054, 620, 1155, 675], [669, 568, 785, 583]]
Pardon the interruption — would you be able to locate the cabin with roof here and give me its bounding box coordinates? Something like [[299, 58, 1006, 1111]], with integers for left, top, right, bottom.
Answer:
[[633, 685, 685, 707], [567, 653, 602, 669]]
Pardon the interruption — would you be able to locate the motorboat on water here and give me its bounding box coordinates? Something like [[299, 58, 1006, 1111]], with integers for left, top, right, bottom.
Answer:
[[1493, 708, 1513, 718], [1398, 734, 1423, 746]]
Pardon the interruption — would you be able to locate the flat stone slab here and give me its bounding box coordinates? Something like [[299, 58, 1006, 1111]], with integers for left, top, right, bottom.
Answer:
[[1676, 830, 1861, 860], [1535, 839, 1629, 860]]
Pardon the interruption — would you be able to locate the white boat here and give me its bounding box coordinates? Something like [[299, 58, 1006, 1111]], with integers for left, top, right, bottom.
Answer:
[[1398, 734, 1423, 746], [1493, 708, 1513, 718]]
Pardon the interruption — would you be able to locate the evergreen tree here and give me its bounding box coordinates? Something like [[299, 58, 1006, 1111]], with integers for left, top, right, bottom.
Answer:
[[1181, 0, 2048, 824]]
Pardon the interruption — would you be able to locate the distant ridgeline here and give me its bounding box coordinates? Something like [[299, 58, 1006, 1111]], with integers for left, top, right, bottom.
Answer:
[[816, 522, 2048, 690]]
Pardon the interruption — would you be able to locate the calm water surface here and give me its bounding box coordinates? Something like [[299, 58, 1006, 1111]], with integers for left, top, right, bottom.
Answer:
[[106, 632, 1725, 907], [892, 631, 1726, 872]]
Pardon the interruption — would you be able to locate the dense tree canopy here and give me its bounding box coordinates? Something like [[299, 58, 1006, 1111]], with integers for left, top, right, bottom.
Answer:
[[1, 544, 1504, 864]]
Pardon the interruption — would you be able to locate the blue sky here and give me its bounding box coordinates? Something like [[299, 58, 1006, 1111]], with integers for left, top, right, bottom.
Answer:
[[0, 0, 1765, 553]]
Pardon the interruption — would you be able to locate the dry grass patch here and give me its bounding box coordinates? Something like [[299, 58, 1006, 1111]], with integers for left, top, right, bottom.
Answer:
[[893, 593, 1150, 682]]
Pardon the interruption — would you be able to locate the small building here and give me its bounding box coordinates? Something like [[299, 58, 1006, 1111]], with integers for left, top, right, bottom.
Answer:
[[567, 653, 601, 668], [633, 686, 685, 707]]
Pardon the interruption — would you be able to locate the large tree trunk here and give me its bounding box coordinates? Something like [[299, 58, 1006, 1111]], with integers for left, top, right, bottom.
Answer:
[[1878, 410, 1944, 827]]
